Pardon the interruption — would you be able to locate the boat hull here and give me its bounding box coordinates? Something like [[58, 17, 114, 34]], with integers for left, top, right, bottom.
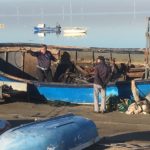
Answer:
[[2, 73, 150, 104], [135, 80, 150, 101], [0, 114, 99, 150], [34, 27, 61, 32], [63, 29, 86, 34], [29, 83, 118, 104]]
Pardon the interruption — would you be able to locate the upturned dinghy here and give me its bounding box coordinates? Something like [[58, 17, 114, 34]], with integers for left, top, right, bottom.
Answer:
[[0, 114, 99, 150]]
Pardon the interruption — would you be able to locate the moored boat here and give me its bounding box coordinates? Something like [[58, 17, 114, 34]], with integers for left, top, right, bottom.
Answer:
[[63, 32, 86, 37], [0, 114, 99, 150], [63, 27, 87, 34], [34, 24, 61, 33]]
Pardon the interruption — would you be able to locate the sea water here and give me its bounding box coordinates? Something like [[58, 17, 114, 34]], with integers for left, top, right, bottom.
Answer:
[[0, 0, 150, 48]]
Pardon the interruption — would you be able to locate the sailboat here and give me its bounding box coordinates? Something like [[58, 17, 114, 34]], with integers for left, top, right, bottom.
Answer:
[[63, 0, 87, 37], [64, 27, 87, 33]]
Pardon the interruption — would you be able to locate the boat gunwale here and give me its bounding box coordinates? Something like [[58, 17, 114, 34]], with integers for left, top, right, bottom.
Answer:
[[0, 43, 145, 54], [134, 79, 150, 84]]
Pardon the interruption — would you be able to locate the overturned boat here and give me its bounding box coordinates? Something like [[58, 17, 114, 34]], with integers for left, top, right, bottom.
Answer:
[[0, 114, 99, 150]]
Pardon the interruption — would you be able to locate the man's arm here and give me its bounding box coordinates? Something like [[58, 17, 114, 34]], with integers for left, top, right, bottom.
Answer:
[[27, 50, 39, 57], [49, 52, 57, 62]]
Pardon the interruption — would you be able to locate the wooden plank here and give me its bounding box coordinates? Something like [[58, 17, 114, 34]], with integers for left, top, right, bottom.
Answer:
[[129, 68, 145, 72], [127, 72, 144, 78]]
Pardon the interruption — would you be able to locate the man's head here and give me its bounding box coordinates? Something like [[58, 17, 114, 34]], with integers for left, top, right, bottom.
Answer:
[[40, 45, 47, 54], [97, 56, 105, 63]]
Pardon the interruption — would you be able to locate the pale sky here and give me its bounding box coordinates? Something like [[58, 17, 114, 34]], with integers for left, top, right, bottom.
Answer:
[[0, 0, 150, 16]]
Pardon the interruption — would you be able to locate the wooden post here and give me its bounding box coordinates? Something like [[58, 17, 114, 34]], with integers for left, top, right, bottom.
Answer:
[[128, 53, 131, 66], [22, 52, 25, 72], [75, 50, 78, 64], [110, 52, 112, 61], [92, 51, 95, 66], [4, 52, 8, 62]]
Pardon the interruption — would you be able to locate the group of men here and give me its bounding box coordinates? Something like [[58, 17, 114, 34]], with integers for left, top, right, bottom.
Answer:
[[28, 45, 116, 114]]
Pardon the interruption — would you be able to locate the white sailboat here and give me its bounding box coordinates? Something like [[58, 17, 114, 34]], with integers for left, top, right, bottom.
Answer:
[[63, 0, 87, 37], [64, 27, 87, 34], [64, 31, 86, 37]]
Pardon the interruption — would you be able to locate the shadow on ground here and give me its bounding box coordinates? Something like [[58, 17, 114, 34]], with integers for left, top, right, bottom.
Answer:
[[86, 131, 150, 150]]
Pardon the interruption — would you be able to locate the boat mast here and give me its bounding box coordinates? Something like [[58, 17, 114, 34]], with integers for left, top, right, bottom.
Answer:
[[69, 0, 72, 26]]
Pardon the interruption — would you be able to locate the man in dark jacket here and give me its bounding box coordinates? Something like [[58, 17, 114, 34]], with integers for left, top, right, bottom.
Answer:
[[94, 56, 111, 113], [27, 45, 56, 82]]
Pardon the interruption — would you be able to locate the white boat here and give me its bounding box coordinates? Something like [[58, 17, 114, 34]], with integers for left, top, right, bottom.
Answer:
[[63, 32, 86, 37], [63, 27, 87, 34]]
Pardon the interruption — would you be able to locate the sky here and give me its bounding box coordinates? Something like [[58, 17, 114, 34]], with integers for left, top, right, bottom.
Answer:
[[0, 0, 150, 16]]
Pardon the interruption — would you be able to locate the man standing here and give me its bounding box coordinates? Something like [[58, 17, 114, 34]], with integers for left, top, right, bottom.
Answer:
[[94, 56, 111, 113], [28, 45, 56, 82]]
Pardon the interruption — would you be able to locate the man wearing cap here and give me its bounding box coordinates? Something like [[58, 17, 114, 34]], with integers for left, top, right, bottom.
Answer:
[[94, 56, 111, 113], [27, 45, 56, 82]]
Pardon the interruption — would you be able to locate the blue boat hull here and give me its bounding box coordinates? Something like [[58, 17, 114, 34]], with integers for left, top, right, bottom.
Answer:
[[33, 83, 118, 104], [1, 73, 150, 103], [135, 80, 150, 99], [34, 27, 61, 32], [0, 114, 99, 150]]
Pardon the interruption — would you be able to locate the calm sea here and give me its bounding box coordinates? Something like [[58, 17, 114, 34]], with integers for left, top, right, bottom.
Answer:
[[0, 13, 149, 48]]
